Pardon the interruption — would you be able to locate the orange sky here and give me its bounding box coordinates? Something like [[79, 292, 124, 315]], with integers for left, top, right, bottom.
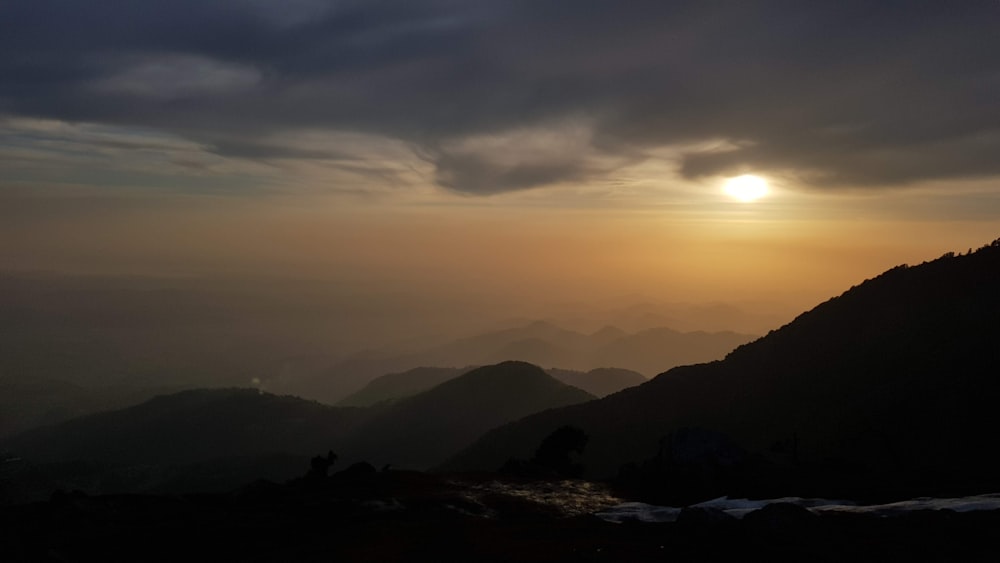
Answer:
[[2, 176, 996, 329], [2, 2, 999, 336]]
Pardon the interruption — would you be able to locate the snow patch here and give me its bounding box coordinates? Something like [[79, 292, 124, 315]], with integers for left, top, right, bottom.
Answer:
[[594, 494, 1000, 524]]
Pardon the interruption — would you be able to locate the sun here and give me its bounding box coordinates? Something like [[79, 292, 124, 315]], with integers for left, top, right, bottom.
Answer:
[[723, 174, 769, 202]]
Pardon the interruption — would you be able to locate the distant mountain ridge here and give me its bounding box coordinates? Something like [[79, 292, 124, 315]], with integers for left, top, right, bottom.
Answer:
[[0, 375, 182, 439], [338, 365, 645, 407], [445, 240, 1000, 498], [2, 361, 596, 496], [2, 388, 366, 465], [545, 368, 647, 398], [336, 367, 470, 407], [289, 321, 755, 403], [341, 361, 596, 469]]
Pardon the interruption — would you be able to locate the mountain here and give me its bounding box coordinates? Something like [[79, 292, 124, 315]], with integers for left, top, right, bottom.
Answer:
[[588, 325, 629, 346], [0, 388, 376, 498], [445, 320, 588, 360], [486, 337, 576, 367], [295, 321, 589, 401], [336, 367, 469, 407], [2, 362, 597, 496], [340, 361, 596, 469], [590, 327, 753, 376], [444, 241, 1000, 499], [603, 301, 787, 335], [289, 320, 754, 403], [2, 388, 366, 466], [339, 365, 645, 407], [545, 368, 647, 398], [0, 374, 183, 439]]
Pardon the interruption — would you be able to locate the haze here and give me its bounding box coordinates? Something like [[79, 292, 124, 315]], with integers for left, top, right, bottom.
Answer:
[[2, 1, 999, 391]]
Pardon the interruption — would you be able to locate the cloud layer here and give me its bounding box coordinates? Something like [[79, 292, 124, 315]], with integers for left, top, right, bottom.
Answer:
[[2, 0, 999, 193]]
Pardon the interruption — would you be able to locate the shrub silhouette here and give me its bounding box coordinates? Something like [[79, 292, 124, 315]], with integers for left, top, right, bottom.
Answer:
[[531, 426, 588, 478], [306, 450, 338, 480]]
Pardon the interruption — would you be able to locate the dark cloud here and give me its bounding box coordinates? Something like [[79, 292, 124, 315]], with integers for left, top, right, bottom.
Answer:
[[1, 0, 998, 193], [426, 148, 591, 195], [207, 138, 346, 161]]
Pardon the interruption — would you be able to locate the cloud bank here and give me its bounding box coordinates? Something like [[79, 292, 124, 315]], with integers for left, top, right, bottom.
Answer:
[[2, 0, 998, 194]]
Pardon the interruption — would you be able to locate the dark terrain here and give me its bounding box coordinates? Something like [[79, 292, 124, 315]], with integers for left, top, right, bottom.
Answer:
[[447, 240, 1000, 502], [1, 362, 595, 500], [291, 321, 753, 403], [4, 240, 1000, 561], [339, 365, 645, 407], [5, 468, 1000, 562]]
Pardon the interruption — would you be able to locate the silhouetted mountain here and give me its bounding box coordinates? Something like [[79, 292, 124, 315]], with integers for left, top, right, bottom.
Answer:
[[589, 325, 629, 345], [292, 320, 753, 402], [2, 363, 598, 497], [585, 301, 788, 335], [0, 374, 181, 439], [341, 361, 596, 469], [340, 365, 645, 407], [0, 388, 376, 498], [3, 388, 367, 466], [336, 367, 470, 407], [591, 327, 753, 376], [0, 272, 513, 410], [445, 241, 1000, 499], [545, 368, 647, 398], [449, 320, 588, 358], [487, 337, 576, 367]]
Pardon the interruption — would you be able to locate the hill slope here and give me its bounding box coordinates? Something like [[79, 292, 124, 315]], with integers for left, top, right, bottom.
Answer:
[[444, 241, 1000, 497], [340, 365, 645, 407], [0, 375, 183, 439], [2, 388, 366, 465], [545, 368, 647, 398], [336, 367, 469, 407], [342, 361, 596, 469], [285, 321, 754, 403], [2, 363, 597, 495]]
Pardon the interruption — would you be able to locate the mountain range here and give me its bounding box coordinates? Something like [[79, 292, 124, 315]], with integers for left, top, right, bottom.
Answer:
[[338, 362, 595, 469], [0, 375, 183, 439], [285, 321, 754, 403], [7, 240, 1000, 504], [2, 362, 594, 499], [444, 241, 1000, 499], [338, 365, 645, 406]]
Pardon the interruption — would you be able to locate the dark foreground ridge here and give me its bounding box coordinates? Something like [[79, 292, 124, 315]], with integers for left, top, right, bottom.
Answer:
[[4, 469, 1000, 562], [446, 240, 1000, 502], [0, 362, 596, 502]]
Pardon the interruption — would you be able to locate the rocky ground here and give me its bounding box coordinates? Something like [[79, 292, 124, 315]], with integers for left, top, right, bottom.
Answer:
[[4, 469, 1000, 562]]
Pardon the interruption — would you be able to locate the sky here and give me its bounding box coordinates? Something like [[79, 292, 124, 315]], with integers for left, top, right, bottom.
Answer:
[[2, 0, 999, 323]]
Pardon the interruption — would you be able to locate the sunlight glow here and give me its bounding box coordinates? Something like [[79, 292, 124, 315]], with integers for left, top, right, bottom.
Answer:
[[724, 175, 769, 202]]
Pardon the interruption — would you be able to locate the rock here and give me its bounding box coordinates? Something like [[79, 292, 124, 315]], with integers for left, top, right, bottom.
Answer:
[[676, 506, 737, 527], [334, 461, 377, 482], [743, 501, 819, 537]]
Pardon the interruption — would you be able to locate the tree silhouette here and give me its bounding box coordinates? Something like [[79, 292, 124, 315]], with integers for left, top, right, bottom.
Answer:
[[531, 426, 588, 478], [306, 450, 338, 480]]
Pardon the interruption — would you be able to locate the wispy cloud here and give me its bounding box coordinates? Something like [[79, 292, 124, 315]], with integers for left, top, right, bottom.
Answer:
[[1, 1, 998, 194]]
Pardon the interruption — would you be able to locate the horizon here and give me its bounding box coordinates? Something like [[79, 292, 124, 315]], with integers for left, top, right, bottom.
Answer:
[[5, 4, 1000, 551], [2, 2, 1000, 399], [3, 2, 999, 334]]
